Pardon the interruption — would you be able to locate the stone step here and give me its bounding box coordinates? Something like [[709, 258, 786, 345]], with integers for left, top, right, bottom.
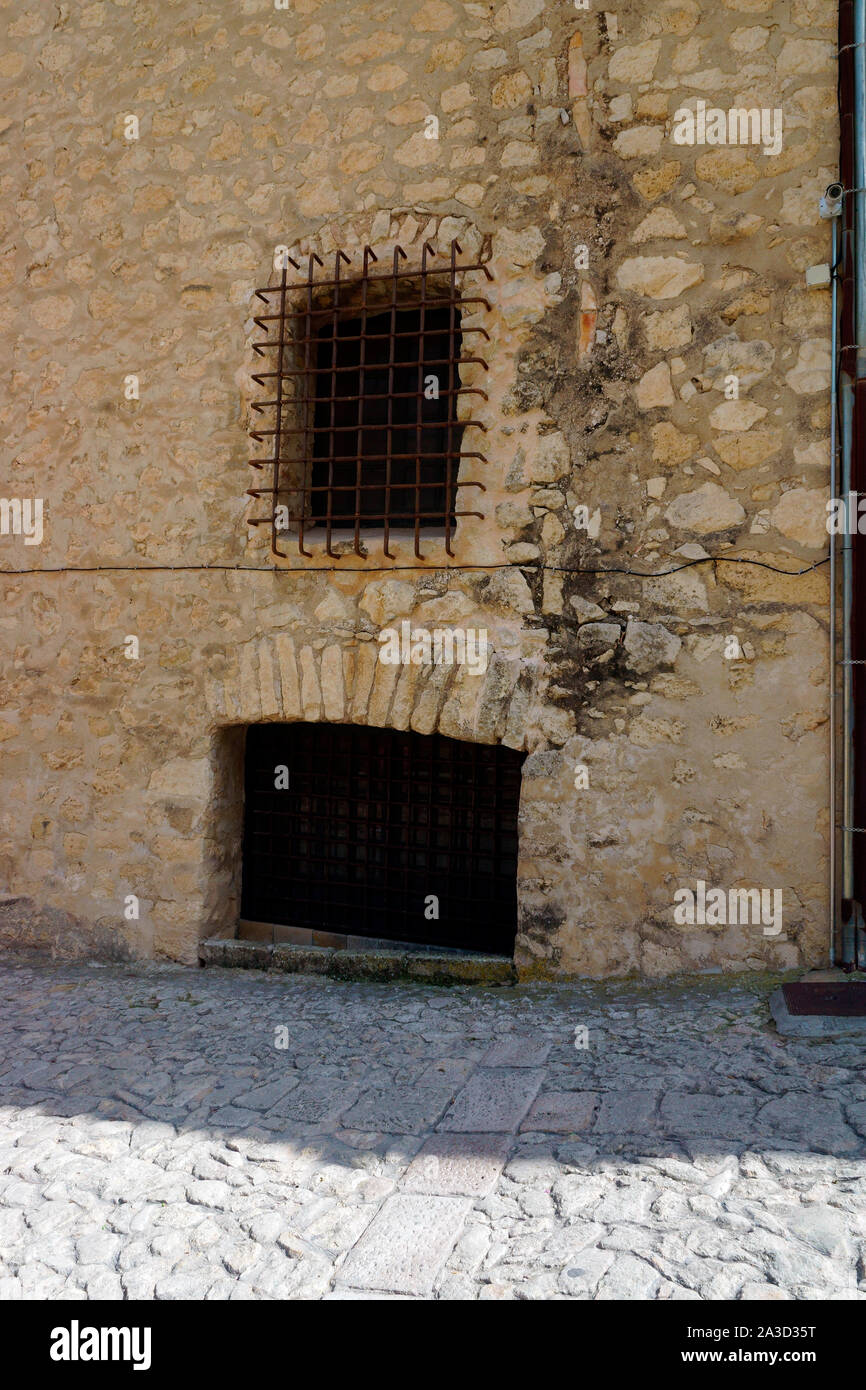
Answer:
[[199, 935, 516, 986]]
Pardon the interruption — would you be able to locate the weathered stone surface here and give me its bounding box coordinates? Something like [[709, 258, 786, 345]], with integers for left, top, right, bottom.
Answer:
[[643, 304, 693, 350], [665, 482, 746, 534], [616, 255, 704, 299], [636, 361, 675, 410], [1, 959, 865, 1302], [659, 1093, 757, 1137], [439, 1068, 545, 1132], [652, 421, 698, 466], [631, 207, 687, 243], [338, 1194, 469, 1295], [614, 126, 665, 159], [713, 429, 783, 471], [609, 40, 661, 85], [785, 338, 832, 394], [709, 400, 768, 432], [719, 549, 828, 604], [482, 1034, 552, 1067], [577, 624, 621, 660], [695, 149, 760, 194], [520, 1090, 598, 1133], [756, 1095, 859, 1153], [341, 1083, 452, 1135], [569, 595, 606, 622], [400, 1134, 512, 1196], [770, 487, 827, 549], [622, 621, 681, 674], [702, 336, 775, 390], [0, 0, 838, 992], [147, 759, 210, 800], [531, 430, 571, 481], [633, 162, 683, 201], [594, 1091, 660, 1133]]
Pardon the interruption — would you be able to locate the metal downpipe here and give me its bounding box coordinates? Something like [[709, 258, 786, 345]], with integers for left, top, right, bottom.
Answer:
[[830, 215, 839, 966], [839, 0, 866, 967]]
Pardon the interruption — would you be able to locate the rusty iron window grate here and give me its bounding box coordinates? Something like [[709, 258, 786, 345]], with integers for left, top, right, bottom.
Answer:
[[241, 722, 524, 955], [247, 240, 493, 559]]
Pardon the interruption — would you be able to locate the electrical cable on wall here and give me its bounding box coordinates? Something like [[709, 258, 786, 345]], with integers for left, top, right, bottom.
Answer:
[[0, 554, 832, 579]]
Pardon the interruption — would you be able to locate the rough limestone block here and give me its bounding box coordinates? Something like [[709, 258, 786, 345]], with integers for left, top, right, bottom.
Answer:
[[410, 662, 454, 735], [502, 675, 533, 750], [475, 655, 519, 743], [298, 645, 322, 721], [367, 657, 400, 726], [350, 641, 379, 721], [389, 661, 420, 731], [239, 644, 262, 720], [320, 644, 344, 722], [275, 635, 301, 720], [258, 640, 279, 718], [147, 757, 210, 800]]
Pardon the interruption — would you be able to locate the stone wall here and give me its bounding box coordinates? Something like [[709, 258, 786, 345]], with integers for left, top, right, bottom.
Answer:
[[0, 0, 839, 976]]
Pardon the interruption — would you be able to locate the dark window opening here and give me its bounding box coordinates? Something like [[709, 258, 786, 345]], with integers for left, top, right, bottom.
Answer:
[[310, 305, 460, 533], [241, 723, 523, 956]]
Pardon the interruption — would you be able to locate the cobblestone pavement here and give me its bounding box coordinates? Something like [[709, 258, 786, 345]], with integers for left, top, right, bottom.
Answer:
[[1, 954, 865, 1301]]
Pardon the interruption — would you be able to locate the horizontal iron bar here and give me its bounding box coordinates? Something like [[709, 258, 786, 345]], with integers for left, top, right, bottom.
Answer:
[[247, 511, 485, 527], [250, 511, 483, 524], [250, 386, 487, 410], [253, 298, 491, 326], [252, 419, 487, 437], [259, 326, 490, 346], [252, 261, 493, 297], [253, 334, 483, 354], [247, 450, 487, 467], [254, 355, 490, 374], [312, 321, 490, 340], [247, 480, 486, 497]]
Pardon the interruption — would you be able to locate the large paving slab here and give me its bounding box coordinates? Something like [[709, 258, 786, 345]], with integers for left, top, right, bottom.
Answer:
[[0, 954, 865, 1300], [336, 1194, 469, 1295], [437, 1067, 545, 1132], [520, 1090, 598, 1133], [400, 1134, 512, 1196]]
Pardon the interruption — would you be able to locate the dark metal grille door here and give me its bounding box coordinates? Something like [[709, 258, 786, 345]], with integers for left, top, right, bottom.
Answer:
[[241, 723, 524, 955]]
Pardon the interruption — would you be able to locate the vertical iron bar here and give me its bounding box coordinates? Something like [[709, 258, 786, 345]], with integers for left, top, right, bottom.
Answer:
[[298, 252, 321, 558], [383, 246, 406, 559], [326, 251, 350, 557], [270, 260, 288, 558], [415, 243, 433, 559], [355, 247, 377, 556], [444, 239, 461, 557]]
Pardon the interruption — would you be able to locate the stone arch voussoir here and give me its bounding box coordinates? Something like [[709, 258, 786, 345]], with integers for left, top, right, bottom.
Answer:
[[207, 635, 536, 751]]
